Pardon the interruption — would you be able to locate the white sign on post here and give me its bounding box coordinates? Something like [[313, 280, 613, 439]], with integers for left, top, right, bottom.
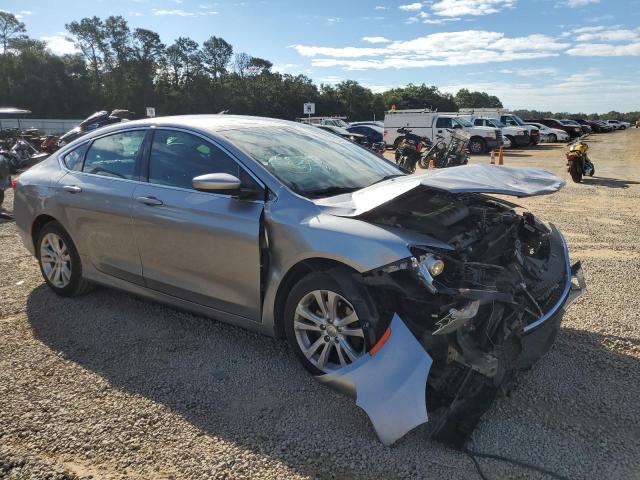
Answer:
[[146, 107, 156, 118], [303, 103, 315, 115]]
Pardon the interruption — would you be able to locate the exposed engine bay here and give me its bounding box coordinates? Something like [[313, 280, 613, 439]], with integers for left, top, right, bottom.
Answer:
[[355, 188, 576, 446]]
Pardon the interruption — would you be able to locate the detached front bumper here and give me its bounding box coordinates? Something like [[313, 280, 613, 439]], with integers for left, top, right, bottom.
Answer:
[[485, 138, 501, 150]]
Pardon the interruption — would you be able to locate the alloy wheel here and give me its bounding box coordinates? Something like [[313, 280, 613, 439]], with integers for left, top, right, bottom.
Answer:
[[40, 232, 72, 288], [293, 289, 366, 373]]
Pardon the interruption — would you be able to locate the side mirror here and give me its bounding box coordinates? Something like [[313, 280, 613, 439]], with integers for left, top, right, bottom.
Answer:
[[192, 173, 241, 192]]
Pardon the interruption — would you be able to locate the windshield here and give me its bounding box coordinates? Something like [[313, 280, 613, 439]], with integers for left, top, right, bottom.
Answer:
[[488, 119, 505, 128], [323, 119, 350, 128], [512, 115, 526, 126], [220, 124, 402, 197], [454, 117, 473, 127]]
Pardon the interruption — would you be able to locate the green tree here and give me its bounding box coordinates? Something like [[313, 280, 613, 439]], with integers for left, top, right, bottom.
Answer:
[[202, 36, 233, 79], [0, 11, 26, 54]]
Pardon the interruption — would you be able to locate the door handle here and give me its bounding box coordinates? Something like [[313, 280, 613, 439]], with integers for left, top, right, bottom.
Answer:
[[135, 196, 163, 206], [437, 130, 442, 133], [62, 185, 82, 193]]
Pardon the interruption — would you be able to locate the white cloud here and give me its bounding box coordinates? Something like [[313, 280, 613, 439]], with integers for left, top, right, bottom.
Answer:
[[362, 36, 391, 44], [564, 0, 599, 7], [501, 67, 557, 76], [431, 0, 516, 17], [375, 5, 389, 10], [399, 3, 424, 11], [291, 30, 568, 70], [575, 28, 639, 42], [152, 9, 218, 16], [41, 35, 78, 55], [567, 42, 640, 56]]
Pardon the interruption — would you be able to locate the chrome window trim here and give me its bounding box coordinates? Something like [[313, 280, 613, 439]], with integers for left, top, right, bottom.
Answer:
[[56, 126, 150, 185]]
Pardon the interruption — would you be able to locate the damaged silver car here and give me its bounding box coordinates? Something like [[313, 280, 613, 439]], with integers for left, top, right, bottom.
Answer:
[[13, 116, 585, 446]]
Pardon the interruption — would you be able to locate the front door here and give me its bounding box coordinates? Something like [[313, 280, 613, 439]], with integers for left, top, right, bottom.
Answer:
[[131, 128, 264, 321]]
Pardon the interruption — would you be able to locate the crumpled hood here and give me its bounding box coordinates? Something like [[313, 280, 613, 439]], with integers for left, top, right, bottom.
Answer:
[[314, 164, 565, 217]]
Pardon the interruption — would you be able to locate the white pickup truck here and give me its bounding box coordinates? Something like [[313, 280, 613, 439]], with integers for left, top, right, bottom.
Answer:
[[384, 109, 503, 154], [457, 115, 529, 148], [458, 108, 540, 146]]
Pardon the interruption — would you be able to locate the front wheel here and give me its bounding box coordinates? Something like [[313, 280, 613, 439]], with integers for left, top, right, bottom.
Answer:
[[418, 155, 430, 169], [549, 133, 557, 143], [284, 270, 385, 375], [468, 138, 486, 155], [569, 160, 583, 183], [37, 221, 94, 296]]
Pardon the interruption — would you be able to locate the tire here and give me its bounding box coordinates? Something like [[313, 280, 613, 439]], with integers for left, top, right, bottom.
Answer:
[[589, 165, 595, 177], [36, 221, 94, 297], [393, 136, 405, 150], [468, 137, 485, 155], [418, 156, 430, 169], [569, 161, 583, 183], [0, 189, 4, 208], [549, 133, 557, 143], [284, 268, 386, 375]]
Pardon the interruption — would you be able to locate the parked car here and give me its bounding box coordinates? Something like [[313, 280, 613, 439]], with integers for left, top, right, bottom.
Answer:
[[347, 124, 383, 144], [384, 109, 503, 154], [350, 121, 384, 128], [525, 122, 569, 143], [575, 119, 604, 133], [594, 121, 614, 132], [459, 115, 529, 147], [314, 124, 367, 144], [458, 109, 540, 145], [13, 115, 585, 446], [606, 120, 630, 130], [526, 118, 582, 139], [561, 119, 591, 135]]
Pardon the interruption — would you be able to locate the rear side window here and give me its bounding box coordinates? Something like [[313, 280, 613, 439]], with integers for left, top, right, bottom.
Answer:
[[148, 130, 239, 190], [83, 131, 145, 180], [63, 143, 88, 171]]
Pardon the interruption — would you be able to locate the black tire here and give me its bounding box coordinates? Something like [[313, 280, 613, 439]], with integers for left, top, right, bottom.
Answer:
[[36, 221, 94, 297], [284, 268, 386, 375], [393, 136, 405, 150], [468, 137, 485, 155], [0, 189, 4, 208], [505, 135, 515, 148], [569, 161, 583, 183], [589, 165, 595, 177], [549, 133, 557, 143], [418, 155, 430, 169]]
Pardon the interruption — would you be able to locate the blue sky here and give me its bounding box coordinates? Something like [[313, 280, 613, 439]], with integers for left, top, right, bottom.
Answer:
[[3, 0, 640, 112]]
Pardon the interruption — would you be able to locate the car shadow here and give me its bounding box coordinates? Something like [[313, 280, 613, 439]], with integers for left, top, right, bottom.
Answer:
[[581, 177, 640, 188], [25, 285, 640, 479]]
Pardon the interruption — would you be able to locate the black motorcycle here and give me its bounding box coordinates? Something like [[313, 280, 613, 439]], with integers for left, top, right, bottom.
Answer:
[[56, 109, 133, 148], [394, 127, 432, 173]]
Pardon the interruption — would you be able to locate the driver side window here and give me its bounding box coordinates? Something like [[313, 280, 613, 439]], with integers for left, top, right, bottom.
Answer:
[[436, 117, 452, 128], [148, 130, 239, 190]]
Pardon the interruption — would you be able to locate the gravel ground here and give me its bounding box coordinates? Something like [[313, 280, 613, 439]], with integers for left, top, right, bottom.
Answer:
[[1, 129, 639, 479]]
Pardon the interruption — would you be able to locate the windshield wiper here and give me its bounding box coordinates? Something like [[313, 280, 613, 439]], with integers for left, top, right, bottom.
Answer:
[[369, 174, 405, 186], [304, 186, 361, 198]]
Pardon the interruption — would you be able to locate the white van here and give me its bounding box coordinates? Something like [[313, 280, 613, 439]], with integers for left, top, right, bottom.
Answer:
[[383, 109, 503, 154]]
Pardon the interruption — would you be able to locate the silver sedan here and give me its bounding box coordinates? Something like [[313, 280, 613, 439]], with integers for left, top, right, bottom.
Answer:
[[14, 115, 584, 444]]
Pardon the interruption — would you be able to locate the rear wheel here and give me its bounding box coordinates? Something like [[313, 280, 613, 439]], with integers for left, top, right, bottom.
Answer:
[[284, 269, 384, 375], [549, 133, 557, 143], [37, 221, 94, 296], [569, 161, 583, 183]]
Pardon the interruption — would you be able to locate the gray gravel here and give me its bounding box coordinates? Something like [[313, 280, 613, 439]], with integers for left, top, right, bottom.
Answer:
[[1, 129, 639, 479]]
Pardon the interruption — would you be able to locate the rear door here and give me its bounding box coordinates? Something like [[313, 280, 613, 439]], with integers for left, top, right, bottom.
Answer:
[[131, 128, 265, 321], [57, 129, 147, 284]]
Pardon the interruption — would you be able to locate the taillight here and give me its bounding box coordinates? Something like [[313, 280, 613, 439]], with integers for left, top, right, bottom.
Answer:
[[11, 176, 19, 189]]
